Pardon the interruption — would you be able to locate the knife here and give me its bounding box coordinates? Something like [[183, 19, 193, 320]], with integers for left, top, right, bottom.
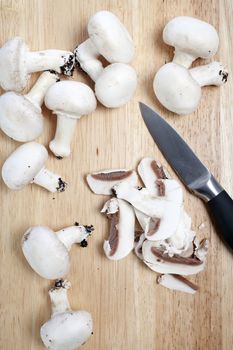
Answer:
[[139, 102, 233, 250]]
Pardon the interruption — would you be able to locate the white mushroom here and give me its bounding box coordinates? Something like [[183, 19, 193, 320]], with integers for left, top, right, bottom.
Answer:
[[101, 198, 135, 260], [74, 10, 134, 81], [142, 240, 205, 275], [2, 142, 67, 192], [157, 274, 198, 294], [153, 61, 228, 115], [163, 16, 219, 68], [0, 37, 74, 91], [22, 224, 93, 279], [94, 63, 137, 108], [113, 182, 182, 240], [40, 280, 93, 350], [0, 71, 58, 142], [44, 81, 97, 158], [86, 169, 138, 195]]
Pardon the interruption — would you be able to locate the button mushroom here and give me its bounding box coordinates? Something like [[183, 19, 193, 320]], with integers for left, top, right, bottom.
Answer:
[[101, 197, 135, 260], [22, 224, 93, 279], [0, 71, 59, 142], [40, 280, 93, 350], [44, 81, 97, 158], [153, 61, 228, 115], [74, 10, 134, 80], [0, 37, 75, 91], [87, 168, 138, 195], [1, 142, 67, 192], [74, 11, 137, 108], [163, 16, 219, 68]]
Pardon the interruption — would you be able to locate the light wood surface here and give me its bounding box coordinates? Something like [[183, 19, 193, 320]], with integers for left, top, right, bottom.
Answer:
[[0, 0, 233, 349]]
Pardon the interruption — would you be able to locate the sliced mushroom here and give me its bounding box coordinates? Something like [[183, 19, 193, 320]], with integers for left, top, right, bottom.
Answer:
[[86, 169, 138, 195], [142, 240, 205, 275], [101, 197, 135, 260], [138, 158, 183, 204], [157, 274, 198, 294], [134, 232, 146, 260], [194, 238, 209, 261], [113, 182, 182, 240], [137, 158, 170, 195]]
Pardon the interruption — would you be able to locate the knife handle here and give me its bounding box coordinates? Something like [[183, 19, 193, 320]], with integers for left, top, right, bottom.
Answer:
[[207, 190, 233, 249]]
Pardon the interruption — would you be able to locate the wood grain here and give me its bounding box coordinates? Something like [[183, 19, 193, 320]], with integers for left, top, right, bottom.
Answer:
[[0, 0, 233, 349]]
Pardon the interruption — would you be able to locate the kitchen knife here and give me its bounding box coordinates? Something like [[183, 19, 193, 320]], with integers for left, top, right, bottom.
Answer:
[[139, 102, 233, 250]]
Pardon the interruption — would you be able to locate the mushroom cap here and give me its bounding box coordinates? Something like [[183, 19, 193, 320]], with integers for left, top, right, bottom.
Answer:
[[0, 92, 43, 142], [153, 62, 201, 115], [95, 63, 137, 108], [0, 37, 28, 92], [40, 310, 93, 350], [163, 16, 219, 60], [1, 142, 48, 190], [88, 10, 134, 63], [22, 226, 70, 279], [44, 81, 97, 119]]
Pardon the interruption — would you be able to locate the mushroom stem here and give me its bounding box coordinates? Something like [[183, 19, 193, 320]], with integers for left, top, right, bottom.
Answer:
[[25, 71, 59, 106], [49, 114, 78, 158], [75, 39, 104, 81], [25, 50, 74, 76], [49, 280, 71, 317], [56, 225, 90, 250], [172, 50, 196, 68], [190, 61, 228, 87], [32, 167, 67, 192]]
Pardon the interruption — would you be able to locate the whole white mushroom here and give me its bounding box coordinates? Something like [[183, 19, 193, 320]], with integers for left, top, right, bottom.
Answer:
[[74, 11, 137, 108], [40, 280, 93, 350], [44, 81, 97, 158], [94, 63, 137, 108], [153, 62, 228, 115], [74, 10, 134, 80], [22, 224, 94, 279], [0, 71, 58, 142], [163, 16, 219, 68], [0, 37, 74, 91], [2, 142, 67, 192]]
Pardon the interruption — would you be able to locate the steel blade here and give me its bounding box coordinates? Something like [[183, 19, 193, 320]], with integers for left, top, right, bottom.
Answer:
[[139, 102, 211, 190]]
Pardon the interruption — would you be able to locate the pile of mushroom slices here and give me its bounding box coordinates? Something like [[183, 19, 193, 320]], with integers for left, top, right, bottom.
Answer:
[[21, 223, 94, 349], [0, 10, 137, 161], [87, 158, 209, 294], [153, 16, 228, 115]]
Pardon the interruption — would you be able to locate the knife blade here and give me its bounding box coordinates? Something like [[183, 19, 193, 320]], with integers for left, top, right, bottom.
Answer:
[[139, 102, 233, 250]]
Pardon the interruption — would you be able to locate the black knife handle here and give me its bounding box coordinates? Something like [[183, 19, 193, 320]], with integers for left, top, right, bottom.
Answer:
[[207, 190, 233, 249]]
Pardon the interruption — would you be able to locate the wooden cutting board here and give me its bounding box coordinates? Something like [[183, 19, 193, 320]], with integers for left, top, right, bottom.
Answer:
[[0, 0, 233, 349]]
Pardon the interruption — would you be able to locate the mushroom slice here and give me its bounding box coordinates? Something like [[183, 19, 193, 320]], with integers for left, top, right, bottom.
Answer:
[[134, 232, 146, 260], [138, 158, 170, 195], [142, 240, 205, 275], [101, 198, 135, 260], [157, 274, 198, 294], [87, 169, 138, 195], [113, 182, 182, 240], [194, 238, 209, 261]]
